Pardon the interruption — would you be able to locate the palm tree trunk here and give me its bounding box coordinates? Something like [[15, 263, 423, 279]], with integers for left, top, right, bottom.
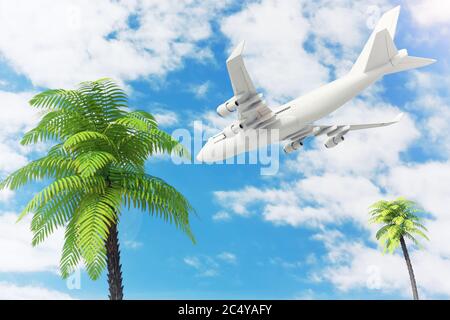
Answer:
[[400, 236, 419, 300], [106, 222, 124, 300]]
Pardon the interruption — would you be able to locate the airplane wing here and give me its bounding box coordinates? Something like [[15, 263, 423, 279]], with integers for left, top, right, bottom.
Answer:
[[283, 113, 404, 149], [226, 41, 275, 129], [312, 113, 404, 135]]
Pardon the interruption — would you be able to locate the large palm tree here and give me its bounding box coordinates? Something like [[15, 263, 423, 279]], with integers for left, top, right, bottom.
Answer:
[[0, 79, 194, 300], [369, 197, 428, 300]]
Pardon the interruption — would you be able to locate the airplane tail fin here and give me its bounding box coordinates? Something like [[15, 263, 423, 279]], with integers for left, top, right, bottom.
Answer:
[[350, 6, 436, 75]]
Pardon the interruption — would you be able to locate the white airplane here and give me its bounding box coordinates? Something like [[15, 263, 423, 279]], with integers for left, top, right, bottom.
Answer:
[[196, 6, 435, 163]]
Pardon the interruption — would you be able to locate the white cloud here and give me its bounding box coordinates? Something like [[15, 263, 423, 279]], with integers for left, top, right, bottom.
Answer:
[[0, 281, 73, 300], [306, 1, 391, 49], [408, 0, 450, 27], [407, 70, 450, 92], [311, 6, 364, 48], [0, 91, 39, 134], [381, 162, 450, 219], [0, 143, 29, 174], [214, 185, 298, 218], [189, 81, 211, 99], [212, 211, 232, 222], [305, 253, 317, 265], [0, 91, 39, 176], [0, 0, 231, 88], [200, 269, 219, 278], [270, 257, 302, 269], [316, 236, 411, 295], [184, 252, 237, 277], [183, 256, 202, 270], [123, 240, 143, 250], [215, 174, 382, 228], [294, 288, 317, 300], [217, 252, 237, 264], [0, 188, 14, 203], [288, 174, 381, 227], [0, 212, 63, 273], [153, 109, 179, 127], [405, 71, 450, 157], [184, 255, 219, 278]]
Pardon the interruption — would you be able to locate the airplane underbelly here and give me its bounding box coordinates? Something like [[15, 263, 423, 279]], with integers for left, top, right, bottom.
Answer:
[[288, 72, 381, 124], [206, 129, 281, 161]]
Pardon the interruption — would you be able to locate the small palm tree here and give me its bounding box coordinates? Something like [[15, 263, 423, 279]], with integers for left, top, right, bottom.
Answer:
[[369, 197, 429, 300], [0, 79, 194, 300]]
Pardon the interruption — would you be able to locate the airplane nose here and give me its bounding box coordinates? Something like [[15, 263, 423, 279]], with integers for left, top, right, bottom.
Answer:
[[196, 149, 205, 162], [197, 144, 215, 163], [197, 141, 217, 163]]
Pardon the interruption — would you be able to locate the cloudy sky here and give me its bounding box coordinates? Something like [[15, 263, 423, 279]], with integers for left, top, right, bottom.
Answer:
[[0, 0, 449, 299]]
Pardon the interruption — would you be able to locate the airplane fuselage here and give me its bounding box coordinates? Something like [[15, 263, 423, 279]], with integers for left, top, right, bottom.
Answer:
[[271, 69, 383, 139], [198, 68, 384, 162]]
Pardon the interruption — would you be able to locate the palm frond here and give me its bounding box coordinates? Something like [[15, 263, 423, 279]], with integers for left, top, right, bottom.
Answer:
[[112, 170, 195, 243], [60, 214, 82, 279], [0, 154, 76, 190], [31, 191, 82, 246], [76, 189, 121, 280], [19, 175, 106, 220], [74, 151, 117, 177]]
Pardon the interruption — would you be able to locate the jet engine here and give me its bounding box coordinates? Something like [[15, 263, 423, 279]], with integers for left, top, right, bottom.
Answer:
[[283, 140, 304, 154], [223, 122, 243, 138], [217, 97, 239, 117], [324, 135, 345, 148]]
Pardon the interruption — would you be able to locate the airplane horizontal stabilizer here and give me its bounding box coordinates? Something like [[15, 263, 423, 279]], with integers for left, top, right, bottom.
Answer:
[[385, 55, 437, 75]]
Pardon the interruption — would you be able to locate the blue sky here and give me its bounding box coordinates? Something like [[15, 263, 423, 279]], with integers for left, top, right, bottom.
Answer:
[[0, 0, 449, 299]]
